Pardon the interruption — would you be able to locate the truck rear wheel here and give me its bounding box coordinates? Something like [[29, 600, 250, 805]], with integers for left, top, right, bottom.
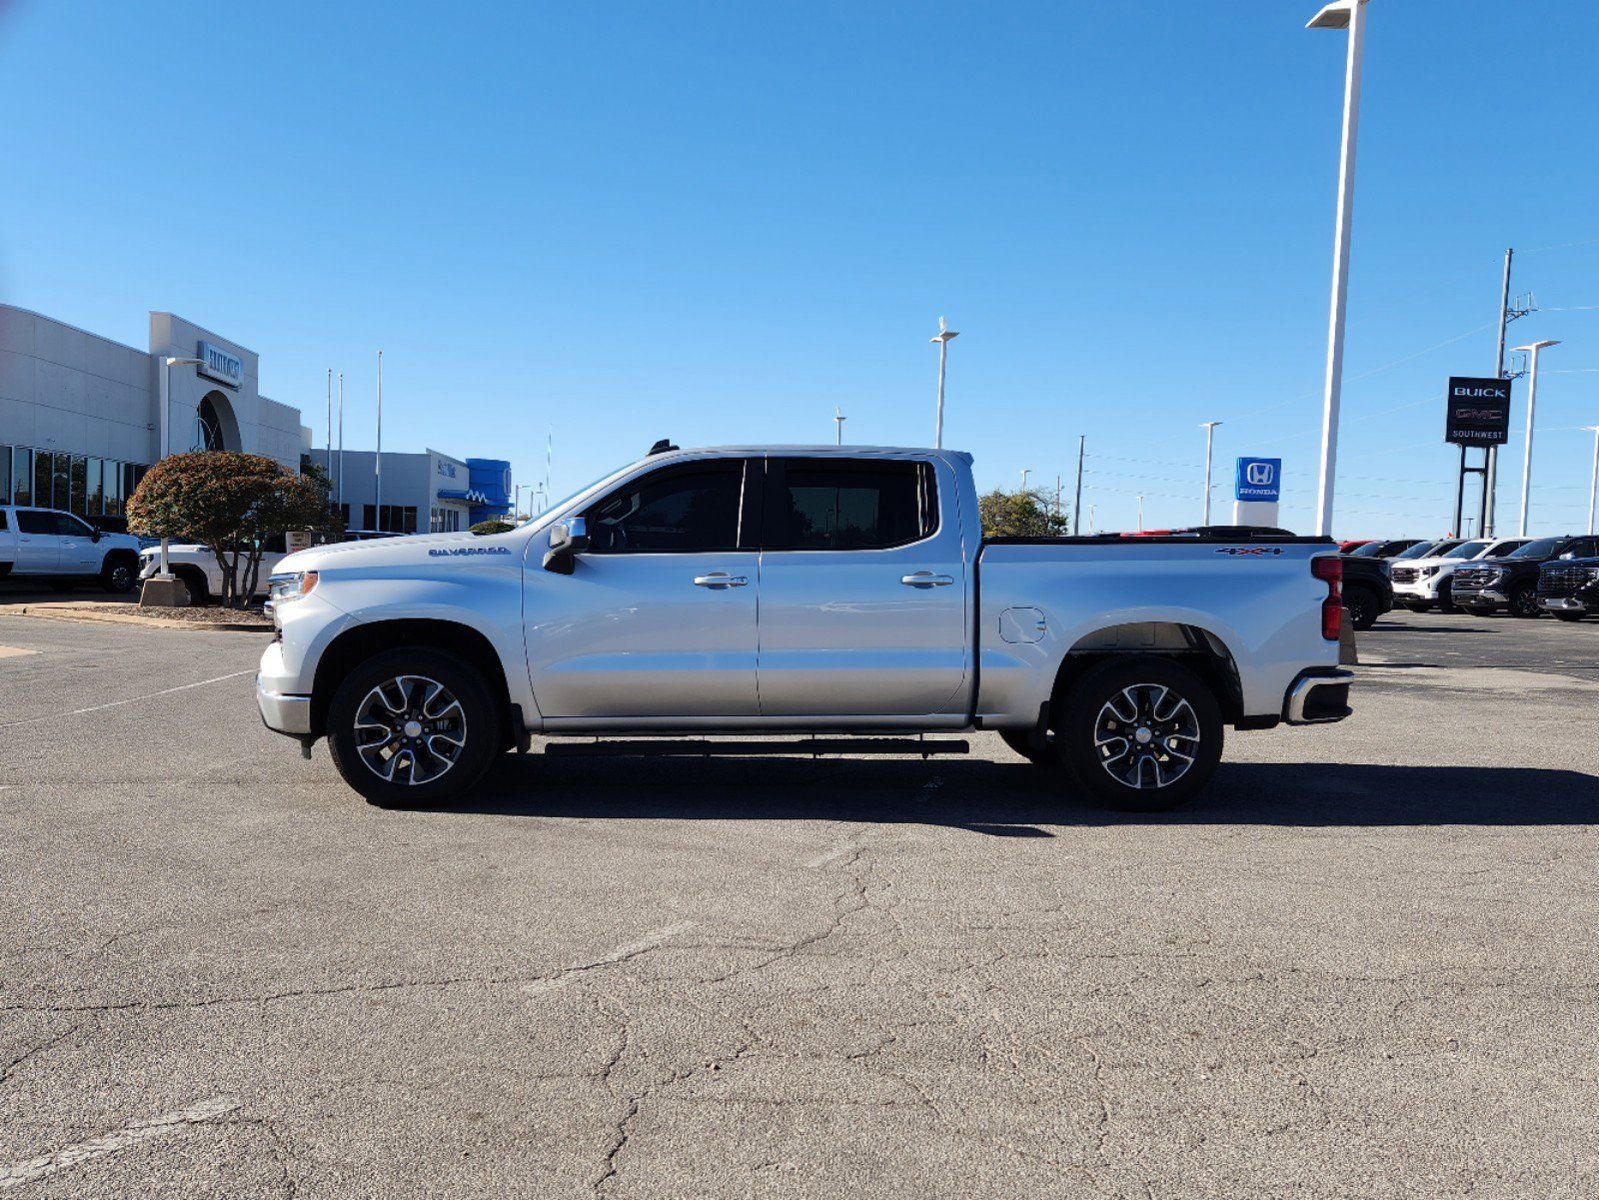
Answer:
[[1055, 658, 1223, 812], [327, 648, 501, 807]]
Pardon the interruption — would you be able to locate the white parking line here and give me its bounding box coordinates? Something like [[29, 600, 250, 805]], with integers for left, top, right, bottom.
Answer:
[[0, 1097, 240, 1190], [0, 671, 255, 730], [0, 646, 37, 660], [521, 921, 695, 996]]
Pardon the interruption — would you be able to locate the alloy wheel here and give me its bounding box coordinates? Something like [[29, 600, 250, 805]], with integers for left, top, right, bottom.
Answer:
[[1092, 683, 1200, 790], [353, 675, 468, 786]]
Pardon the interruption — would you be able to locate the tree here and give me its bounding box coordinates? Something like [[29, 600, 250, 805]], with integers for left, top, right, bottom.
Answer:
[[127, 452, 339, 607], [978, 487, 1070, 539], [470, 519, 514, 536]]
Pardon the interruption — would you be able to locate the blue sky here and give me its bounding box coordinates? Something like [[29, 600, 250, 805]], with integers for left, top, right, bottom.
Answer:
[[3, 0, 1598, 536]]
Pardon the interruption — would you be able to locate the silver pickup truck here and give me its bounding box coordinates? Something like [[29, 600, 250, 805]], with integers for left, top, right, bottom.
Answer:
[[257, 445, 1353, 811]]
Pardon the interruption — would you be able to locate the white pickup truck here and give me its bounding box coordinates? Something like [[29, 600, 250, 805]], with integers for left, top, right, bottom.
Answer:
[[137, 538, 290, 605], [257, 445, 1353, 811], [0, 505, 143, 592]]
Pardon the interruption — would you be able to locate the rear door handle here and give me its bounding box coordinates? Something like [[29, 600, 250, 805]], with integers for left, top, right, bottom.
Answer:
[[901, 572, 955, 587], [694, 573, 748, 588]]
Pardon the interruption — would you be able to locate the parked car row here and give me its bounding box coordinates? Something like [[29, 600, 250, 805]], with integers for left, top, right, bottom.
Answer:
[[1346, 533, 1599, 622]]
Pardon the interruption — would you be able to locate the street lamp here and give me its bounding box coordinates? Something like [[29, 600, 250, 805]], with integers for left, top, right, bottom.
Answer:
[[1200, 421, 1223, 524], [930, 316, 959, 449], [1583, 424, 1599, 536], [834, 406, 846, 446], [1019, 468, 1031, 493], [1308, 0, 1370, 537], [155, 356, 204, 578], [1512, 339, 1559, 536]]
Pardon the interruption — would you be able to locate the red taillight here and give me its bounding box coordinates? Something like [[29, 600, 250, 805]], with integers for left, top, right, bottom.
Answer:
[[1313, 555, 1342, 641]]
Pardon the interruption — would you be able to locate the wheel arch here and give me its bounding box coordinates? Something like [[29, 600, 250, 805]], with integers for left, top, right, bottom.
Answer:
[[1045, 621, 1245, 728], [311, 618, 513, 740]]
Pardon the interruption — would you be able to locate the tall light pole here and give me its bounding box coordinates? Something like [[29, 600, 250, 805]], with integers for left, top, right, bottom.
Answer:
[[155, 356, 204, 578], [325, 369, 332, 467], [337, 372, 345, 520], [374, 350, 383, 530], [1512, 340, 1559, 537], [1200, 420, 1223, 524], [1072, 435, 1085, 535], [1019, 468, 1030, 493], [1584, 425, 1599, 536], [834, 406, 846, 445], [1308, 0, 1370, 537], [930, 316, 959, 449], [1137, 494, 1145, 532]]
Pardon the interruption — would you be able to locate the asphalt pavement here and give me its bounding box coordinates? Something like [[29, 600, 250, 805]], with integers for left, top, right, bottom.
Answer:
[[1, 607, 1597, 1198]]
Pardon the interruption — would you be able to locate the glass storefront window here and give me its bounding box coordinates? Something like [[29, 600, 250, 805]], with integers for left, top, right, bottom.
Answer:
[[70, 455, 88, 516], [12, 448, 32, 506], [104, 460, 123, 517], [0, 445, 10, 504], [86, 458, 104, 516], [51, 453, 70, 510]]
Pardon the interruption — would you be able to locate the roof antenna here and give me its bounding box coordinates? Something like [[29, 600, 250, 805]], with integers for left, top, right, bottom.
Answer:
[[647, 438, 678, 456]]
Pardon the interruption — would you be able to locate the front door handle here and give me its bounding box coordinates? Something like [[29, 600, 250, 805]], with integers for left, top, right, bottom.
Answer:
[[694, 573, 748, 588], [901, 572, 955, 587]]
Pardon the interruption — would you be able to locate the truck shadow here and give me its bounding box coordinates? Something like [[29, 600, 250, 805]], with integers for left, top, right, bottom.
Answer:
[[450, 756, 1599, 832]]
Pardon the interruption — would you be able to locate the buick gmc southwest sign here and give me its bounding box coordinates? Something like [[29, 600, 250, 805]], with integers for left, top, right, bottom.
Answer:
[[1444, 376, 1512, 445]]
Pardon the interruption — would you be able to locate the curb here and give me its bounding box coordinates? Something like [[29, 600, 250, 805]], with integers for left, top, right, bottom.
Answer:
[[8, 604, 272, 634]]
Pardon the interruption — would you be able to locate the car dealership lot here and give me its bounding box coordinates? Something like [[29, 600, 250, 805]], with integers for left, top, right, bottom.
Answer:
[[2, 610, 1597, 1198]]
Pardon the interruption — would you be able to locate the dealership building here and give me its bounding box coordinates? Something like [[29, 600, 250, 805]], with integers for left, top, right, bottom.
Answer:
[[0, 304, 309, 519], [307, 449, 513, 534], [0, 303, 512, 533]]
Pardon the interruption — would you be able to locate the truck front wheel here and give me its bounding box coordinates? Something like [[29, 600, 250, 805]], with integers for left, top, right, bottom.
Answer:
[[1056, 658, 1224, 812], [327, 648, 501, 807]]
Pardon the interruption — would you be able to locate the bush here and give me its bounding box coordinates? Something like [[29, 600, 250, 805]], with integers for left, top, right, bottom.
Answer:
[[128, 451, 337, 607], [470, 520, 514, 536]]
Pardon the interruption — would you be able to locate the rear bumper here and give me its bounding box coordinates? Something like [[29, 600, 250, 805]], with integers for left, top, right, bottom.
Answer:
[[1283, 668, 1355, 725], [256, 673, 312, 736]]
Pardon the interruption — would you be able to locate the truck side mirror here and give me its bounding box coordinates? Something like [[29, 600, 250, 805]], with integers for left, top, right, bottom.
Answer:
[[542, 517, 588, 574]]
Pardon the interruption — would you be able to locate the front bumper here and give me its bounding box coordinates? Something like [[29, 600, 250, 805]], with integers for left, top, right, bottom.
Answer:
[[1393, 578, 1442, 601], [256, 673, 312, 736], [1284, 668, 1355, 725], [1539, 596, 1589, 613]]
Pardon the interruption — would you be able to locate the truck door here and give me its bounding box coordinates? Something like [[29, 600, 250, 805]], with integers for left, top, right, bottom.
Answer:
[[13, 510, 62, 574], [756, 456, 969, 717], [525, 456, 762, 719], [53, 512, 101, 573]]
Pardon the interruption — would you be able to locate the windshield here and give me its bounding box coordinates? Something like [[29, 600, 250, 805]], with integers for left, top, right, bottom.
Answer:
[[1444, 540, 1489, 559], [519, 460, 647, 534], [1348, 541, 1387, 557], [1395, 541, 1441, 560], [1509, 538, 1559, 559]]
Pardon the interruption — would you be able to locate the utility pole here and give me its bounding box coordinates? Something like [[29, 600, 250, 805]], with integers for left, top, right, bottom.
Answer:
[[1138, 494, 1145, 532], [1514, 340, 1559, 537], [834, 406, 846, 445], [1584, 424, 1599, 536], [1087, 503, 1097, 534], [375, 350, 383, 530], [930, 317, 958, 448], [1485, 248, 1514, 536], [337, 372, 345, 519], [325, 369, 332, 467], [1200, 421, 1223, 524], [1072, 435, 1085, 535], [1308, 0, 1371, 538]]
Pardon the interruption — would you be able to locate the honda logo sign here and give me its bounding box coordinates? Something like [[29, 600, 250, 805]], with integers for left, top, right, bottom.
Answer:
[[1235, 457, 1281, 503]]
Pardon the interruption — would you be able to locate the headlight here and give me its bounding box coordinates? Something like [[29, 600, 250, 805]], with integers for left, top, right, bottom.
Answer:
[[267, 571, 319, 605], [1419, 566, 1438, 577]]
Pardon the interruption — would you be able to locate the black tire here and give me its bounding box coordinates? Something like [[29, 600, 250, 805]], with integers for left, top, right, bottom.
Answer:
[[1435, 580, 1458, 615], [1055, 657, 1224, 813], [1554, 611, 1586, 623], [326, 647, 501, 807], [1343, 585, 1379, 631], [999, 728, 1053, 767], [1508, 582, 1542, 619], [172, 568, 208, 606], [100, 554, 138, 594]]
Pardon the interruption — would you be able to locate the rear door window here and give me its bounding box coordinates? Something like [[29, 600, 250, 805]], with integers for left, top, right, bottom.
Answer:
[[764, 459, 937, 551], [16, 510, 56, 536]]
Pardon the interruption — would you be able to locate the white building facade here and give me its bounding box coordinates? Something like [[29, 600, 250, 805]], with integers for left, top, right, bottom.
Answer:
[[0, 305, 309, 520]]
